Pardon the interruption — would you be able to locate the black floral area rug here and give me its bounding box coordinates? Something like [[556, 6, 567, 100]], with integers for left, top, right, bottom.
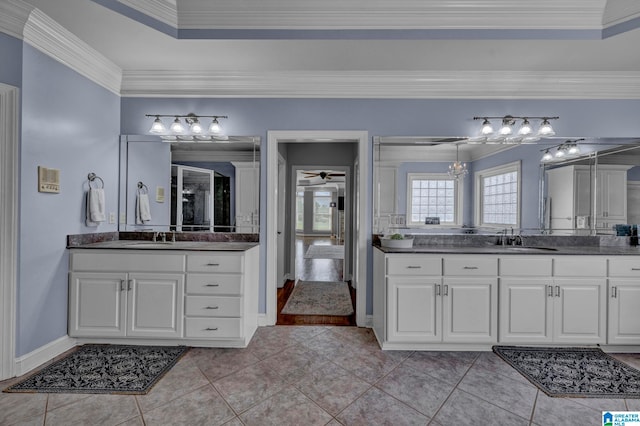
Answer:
[[493, 346, 640, 398], [4, 344, 188, 395]]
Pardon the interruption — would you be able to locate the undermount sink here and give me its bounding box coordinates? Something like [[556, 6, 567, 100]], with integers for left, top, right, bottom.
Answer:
[[502, 246, 558, 252], [125, 242, 175, 248]]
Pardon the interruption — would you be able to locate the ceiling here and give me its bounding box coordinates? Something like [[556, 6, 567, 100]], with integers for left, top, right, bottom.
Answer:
[[17, 0, 640, 98]]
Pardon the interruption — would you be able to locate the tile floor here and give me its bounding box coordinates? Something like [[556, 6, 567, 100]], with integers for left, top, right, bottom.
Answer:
[[2, 326, 639, 425]]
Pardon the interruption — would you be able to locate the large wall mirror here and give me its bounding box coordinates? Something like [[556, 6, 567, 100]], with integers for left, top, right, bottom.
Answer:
[[119, 135, 260, 233], [373, 136, 640, 235]]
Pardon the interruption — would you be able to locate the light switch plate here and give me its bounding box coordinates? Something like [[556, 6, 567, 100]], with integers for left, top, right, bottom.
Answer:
[[38, 166, 60, 193], [156, 186, 165, 202]]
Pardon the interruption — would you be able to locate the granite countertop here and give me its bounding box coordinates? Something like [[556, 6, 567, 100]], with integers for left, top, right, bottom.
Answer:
[[69, 240, 258, 251], [374, 244, 640, 255]]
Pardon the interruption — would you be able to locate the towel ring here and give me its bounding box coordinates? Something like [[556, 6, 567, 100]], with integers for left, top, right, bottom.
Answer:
[[137, 181, 149, 194], [87, 173, 104, 189]]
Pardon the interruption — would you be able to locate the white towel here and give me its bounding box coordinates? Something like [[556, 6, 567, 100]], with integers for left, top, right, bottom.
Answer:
[[136, 193, 152, 224], [88, 188, 106, 222]]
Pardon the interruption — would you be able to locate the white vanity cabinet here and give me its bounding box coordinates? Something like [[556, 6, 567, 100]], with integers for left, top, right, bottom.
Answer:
[[608, 257, 640, 344], [499, 256, 606, 345], [374, 250, 498, 349], [68, 246, 259, 347], [69, 252, 184, 339], [595, 167, 629, 231]]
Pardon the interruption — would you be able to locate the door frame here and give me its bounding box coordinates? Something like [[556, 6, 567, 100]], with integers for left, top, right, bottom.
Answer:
[[0, 84, 19, 380], [266, 131, 369, 326], [290, 164, 351, 282]]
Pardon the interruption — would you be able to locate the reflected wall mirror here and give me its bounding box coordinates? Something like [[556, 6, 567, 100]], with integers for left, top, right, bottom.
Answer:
[[119, 135, 260, 233], [373, 136, 640, 236]]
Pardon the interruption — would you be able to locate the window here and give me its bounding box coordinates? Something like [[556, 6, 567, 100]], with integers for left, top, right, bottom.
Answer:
[[295, 191, 304, 231], [476, 161, 521, 227], [312, 190, 332, 232], [406, 173, 461, 226]]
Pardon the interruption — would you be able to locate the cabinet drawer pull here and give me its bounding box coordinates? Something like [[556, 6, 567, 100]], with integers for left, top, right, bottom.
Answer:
[[205, 306, 219, 310], [406, 266, 422, 269], [547, 285, 553, 297], [611, 286, 617, 298], [555, 285, 560, 297], [463, 266, 478, 270], [443, 285, 449, 296], [206, 263, 220, 266], [120, 280, 126, 291], [128, 280, 133, 291], [205, 284, 220, 287], [436, 284, 441, 296], [631, 268, 640, 271], [204, 327, 218, 331]]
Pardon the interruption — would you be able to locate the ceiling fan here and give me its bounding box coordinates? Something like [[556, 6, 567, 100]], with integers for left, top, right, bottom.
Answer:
[[302, 171, 345, 180]]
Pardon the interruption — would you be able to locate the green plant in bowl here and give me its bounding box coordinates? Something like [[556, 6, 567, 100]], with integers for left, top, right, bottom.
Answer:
[[390, 233, 404, 240]]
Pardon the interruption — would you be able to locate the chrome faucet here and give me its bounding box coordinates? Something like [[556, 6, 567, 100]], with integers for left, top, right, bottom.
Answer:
[[152, 231, 166, 242]]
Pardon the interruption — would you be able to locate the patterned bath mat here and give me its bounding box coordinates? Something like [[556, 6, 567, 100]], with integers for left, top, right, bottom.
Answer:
[[493, 346, 640, 398], [4, 344, 188, 394], [304, 245, 344, 259], [281, 281, 354, 316]]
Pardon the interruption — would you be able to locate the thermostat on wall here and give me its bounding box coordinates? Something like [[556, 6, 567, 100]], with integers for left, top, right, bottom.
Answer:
[[38, 166, 60, 193]]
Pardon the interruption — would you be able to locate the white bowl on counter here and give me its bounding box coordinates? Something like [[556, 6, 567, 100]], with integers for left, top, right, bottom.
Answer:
[[380, 237, 414, 248]]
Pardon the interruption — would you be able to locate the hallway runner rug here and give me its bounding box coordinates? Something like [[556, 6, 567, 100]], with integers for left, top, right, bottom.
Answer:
[[4, 344, 188, 395], [304, 245, 344, 259], [281, 281, 354, 316], [493, 346, 640, 398]]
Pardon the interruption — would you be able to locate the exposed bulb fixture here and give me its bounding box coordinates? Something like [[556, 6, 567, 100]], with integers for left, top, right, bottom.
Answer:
[[554, 145, 567, 158], [567, 143, 580, 155], [145, 113, 229, 141], [540, 139, 584, 163], [448, 144, 468, 179], [541, 149, 553, 162], [472, 116, 559, 143]]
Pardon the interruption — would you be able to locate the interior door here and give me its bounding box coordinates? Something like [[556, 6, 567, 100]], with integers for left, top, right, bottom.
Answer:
[[172, 165, 214, 232], [277, 155, 287, 287]]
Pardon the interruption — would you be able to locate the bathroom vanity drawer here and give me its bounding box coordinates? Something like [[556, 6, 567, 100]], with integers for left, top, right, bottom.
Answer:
[[186, 274, 242, 295], [443, 257, 497, 276], [386, 256, 441, 276], [185, 318, 241, 339], [609, 258, 640, 277], [186, 253, 243, 273], [500, 257, 552, 276], [185, 296, 241, 317], [553, 257, 606, 277], [71, 252, 185, 273]]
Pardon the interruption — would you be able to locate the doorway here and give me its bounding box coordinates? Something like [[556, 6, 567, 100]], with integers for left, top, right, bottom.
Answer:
[[266, 131, 369, 327]]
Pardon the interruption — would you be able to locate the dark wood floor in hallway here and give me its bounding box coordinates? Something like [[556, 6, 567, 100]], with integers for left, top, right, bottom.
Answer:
[[277, 237, 355, 326]]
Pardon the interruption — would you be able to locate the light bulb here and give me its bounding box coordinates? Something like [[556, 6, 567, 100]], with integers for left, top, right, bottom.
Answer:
[[190, 118, 203, 134], [208, 118, 221, 134], [517, 119, 532, 136], [170, 117, 185, 134], [567, 143, 580, 155], [541, 149, 553, 162], [149, 116, 165, 133], [538, 119, 555, 136], [555, 145, 567, 158], [481, 119, 493, 135]]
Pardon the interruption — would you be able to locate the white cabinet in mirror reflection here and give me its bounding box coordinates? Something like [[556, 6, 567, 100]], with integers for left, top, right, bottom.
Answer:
[[232, 162, 260, 233]]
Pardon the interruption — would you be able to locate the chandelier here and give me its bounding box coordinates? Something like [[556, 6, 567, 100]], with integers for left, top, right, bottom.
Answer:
[[448, 144, 468, 179], [146, 113, 228, 141], [470, 115, 559, 143]]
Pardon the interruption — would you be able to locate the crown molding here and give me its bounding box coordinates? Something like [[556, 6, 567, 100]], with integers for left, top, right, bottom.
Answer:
[[603, 1, 640, 27], [0, 0, 33, 39], [121, 70, 640, 99], [117, 0, 178, 27], [176, 0, 604, 30], [23, 8, 122, 95]]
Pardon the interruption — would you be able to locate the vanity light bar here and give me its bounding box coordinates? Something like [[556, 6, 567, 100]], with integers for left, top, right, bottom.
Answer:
[[472, 115, 559, 143], [146, 113, 228, 137]]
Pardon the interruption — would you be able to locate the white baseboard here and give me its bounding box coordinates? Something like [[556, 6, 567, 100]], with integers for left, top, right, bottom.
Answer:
[[14, 335, 77, 377], [257, 313, 271, 327]]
